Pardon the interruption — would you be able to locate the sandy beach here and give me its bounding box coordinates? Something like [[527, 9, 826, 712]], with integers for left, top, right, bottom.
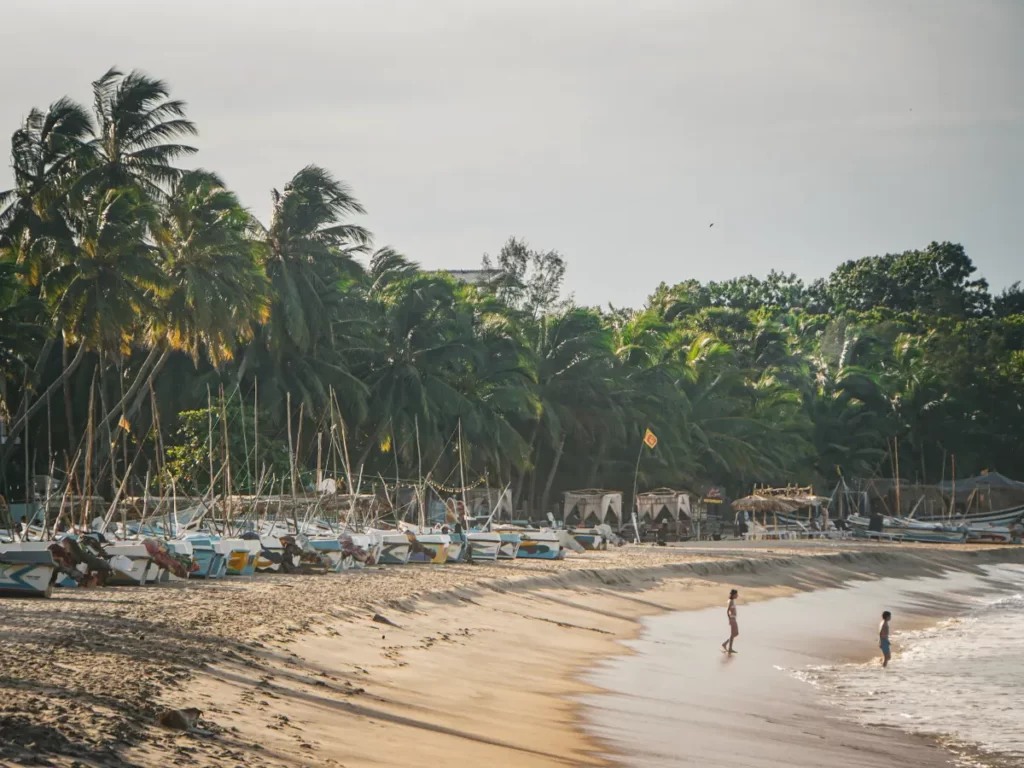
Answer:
[[1, 542, 1022, 768]]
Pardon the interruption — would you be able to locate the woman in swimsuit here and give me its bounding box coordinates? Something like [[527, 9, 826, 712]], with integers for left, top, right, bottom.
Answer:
[[722, 589, 739, 653]]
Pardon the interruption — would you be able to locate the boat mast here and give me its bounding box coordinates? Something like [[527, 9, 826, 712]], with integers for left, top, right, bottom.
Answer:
[[949, 454, 956, 520], [458, 417, 468, 528], [893, 438, 902, 517]]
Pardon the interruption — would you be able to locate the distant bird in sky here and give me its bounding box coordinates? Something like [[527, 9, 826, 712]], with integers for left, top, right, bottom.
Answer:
[[709, 222, 714, 227]]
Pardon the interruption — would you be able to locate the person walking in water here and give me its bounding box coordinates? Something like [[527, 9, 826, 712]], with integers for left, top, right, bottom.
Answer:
[[722, 589, 739, 653], [879, 610, 892, 667]]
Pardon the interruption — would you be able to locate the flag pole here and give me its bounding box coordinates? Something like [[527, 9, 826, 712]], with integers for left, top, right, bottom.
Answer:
[[631, 438, 645, 544]]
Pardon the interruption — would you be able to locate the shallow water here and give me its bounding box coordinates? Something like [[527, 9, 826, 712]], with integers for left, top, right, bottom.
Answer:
[[799, 564, 1024, 763], [583, 564, 1024, 768]]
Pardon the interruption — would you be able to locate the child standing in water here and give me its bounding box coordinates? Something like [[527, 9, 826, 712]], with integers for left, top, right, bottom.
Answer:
[[879, 610, 892, 667], [722, 589, 739, 654]]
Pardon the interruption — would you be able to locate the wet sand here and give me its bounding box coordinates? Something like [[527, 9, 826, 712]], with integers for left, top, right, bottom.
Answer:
[[585, 565, 1024, 767], [0, 542, 1021, 767]]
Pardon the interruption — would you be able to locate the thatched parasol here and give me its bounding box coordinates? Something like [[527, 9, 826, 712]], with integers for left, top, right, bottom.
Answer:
[[731, 495, 803, 513], [786, 494, 830, 508]]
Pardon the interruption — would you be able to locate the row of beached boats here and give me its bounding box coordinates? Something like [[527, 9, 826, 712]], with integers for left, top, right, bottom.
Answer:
[[846, 510, 1024, 544], [0, 521, 615, 598]]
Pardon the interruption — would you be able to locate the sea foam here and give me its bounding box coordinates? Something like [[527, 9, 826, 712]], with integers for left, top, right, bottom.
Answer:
[[798, 566, 1024, 764]]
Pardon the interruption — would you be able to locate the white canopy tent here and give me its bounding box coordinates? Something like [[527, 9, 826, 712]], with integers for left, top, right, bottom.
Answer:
[[563, 490, 623, 528], [636, 488, 695, 527]]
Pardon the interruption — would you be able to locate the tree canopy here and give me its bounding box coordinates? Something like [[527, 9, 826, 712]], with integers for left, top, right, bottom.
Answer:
[[2, 68, 1022, 514]]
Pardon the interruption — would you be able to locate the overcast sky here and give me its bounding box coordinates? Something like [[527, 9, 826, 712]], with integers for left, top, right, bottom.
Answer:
[[2, 0, 1022, 307]]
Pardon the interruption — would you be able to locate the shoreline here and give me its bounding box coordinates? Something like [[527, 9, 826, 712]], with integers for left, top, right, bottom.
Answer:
[[0, 543, 1021, 767], [582, 557, 1024, 768]]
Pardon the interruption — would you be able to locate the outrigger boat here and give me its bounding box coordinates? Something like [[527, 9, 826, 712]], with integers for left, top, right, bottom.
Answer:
[[407, 533, 451, 564], [0, 544, 61, 597], [184, 535, 228, 579], [848, 515, 968, 543], [371, 531, 413, 565], [497, 532, 521, 560], [570, 528, 606, 551], [466, 531, 501, 560], [224, 538, 261, 575], [446, 533, 467, 563], [513, 529, 565, 560]]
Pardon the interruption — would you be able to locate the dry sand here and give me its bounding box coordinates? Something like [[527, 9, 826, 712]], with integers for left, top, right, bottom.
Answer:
[[0, 541, 1020, 767]]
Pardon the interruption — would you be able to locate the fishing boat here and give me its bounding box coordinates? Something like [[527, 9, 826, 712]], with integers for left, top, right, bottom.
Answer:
[[570, 528, 606, 551], [848, 515, 967, 543], [446, 533, 467, 562], [253, 535, 300, 572], [514, 529, 565, 560], [346, 534, 381, 566], [408, 533, 451, 564], [100, 540, 158, 585], [466, 531, 501, 560], [964, 523, 1017, 544], [308, 537, 347, 572], [371, 531, 413, 565], [184, 535, 228, 579], [0, 544, 61, 597], [497, 531, 521, 560], [224, 538, 261, 575], [163, 539, 195, 582]]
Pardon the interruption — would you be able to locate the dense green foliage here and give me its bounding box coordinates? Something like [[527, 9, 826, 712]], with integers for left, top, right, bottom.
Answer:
[[2, 69, 1023, 513]]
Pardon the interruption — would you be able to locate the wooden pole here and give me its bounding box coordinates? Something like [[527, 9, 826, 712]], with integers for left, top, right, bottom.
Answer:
[[220, 385, 233, 520], [894, 438, 902, 517], [253, 377, 259, 484], [317, 432, 323, 491], [949, 454, 956, 519], [458, 418, 468, 530], [83, 368, 97, 529], [207, 386, 215, 492], [287, 392, 296, 498], [237, 383, 252, 493]]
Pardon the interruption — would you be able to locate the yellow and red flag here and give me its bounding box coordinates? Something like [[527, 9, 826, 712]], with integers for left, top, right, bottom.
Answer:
[[643, 428, 658, 449]]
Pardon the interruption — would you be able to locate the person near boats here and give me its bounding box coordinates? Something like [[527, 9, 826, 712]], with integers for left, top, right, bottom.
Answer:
[[722, 589, 739, 653], [879, 610, 892, 667]]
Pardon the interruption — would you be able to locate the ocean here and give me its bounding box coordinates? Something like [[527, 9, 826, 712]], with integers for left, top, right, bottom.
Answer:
[[582, 562, 1024, 768], [798, 564, 1024, 766]]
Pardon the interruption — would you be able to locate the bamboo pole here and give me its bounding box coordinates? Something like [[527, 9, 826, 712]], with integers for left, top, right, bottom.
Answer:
[[253, 377, 259, 484], [894, 438, 901, 517], [207, 386, 215, 493], [83, 368, 97, 529], [287, 392, 296, 498], [220, 385, 232, 521], [237, 383, 252, 493]]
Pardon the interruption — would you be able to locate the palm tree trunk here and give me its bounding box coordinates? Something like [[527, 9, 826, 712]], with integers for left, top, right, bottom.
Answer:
[[513, 421, 540, 510], [122, 347, 172, 425], [96, 344, 163, 434], [0, 341, 87, 473], [539, 433, 566, 515], [62, 334, 77, 450]]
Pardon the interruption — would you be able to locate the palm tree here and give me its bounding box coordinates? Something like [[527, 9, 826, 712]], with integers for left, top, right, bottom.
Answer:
[[74, 68, 197, 200], [517, 308, 617, 512], [0, 260, 42, 385], [354, 250, 476, 475], [233, 166, 372, 438], [156, 170, 268, 365], [0, 98, 94, 258], [44, 187, 163, 356], [0, 187, 164, 466], [98, 170, 271, 434]]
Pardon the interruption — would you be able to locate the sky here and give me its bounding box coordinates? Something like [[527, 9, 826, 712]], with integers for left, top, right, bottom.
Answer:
[[1, 0, 1022, 308]]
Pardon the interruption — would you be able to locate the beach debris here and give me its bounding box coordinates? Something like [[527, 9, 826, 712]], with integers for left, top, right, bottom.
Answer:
[[372, 613, 401, 628], [156, 707, 203, 731]]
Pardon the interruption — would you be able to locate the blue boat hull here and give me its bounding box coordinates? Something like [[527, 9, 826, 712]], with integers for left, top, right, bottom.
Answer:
[[0, 550, 59, 597]]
